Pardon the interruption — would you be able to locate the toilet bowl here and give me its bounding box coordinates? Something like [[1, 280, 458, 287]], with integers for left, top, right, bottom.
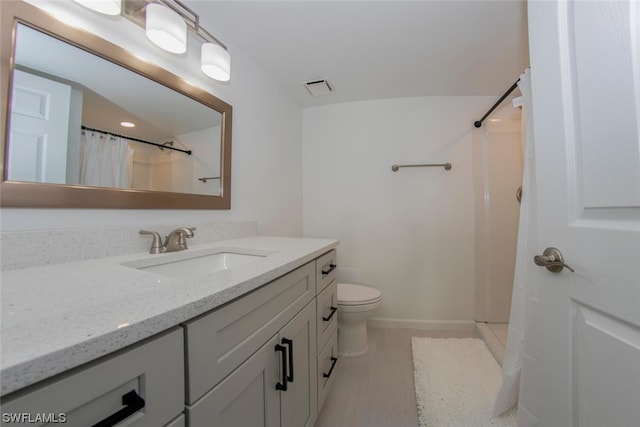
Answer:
[[337, 283, 382, 357]]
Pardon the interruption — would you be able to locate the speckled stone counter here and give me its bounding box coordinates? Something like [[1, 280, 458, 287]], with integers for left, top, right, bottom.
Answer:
[[0, 236, 339, 396]]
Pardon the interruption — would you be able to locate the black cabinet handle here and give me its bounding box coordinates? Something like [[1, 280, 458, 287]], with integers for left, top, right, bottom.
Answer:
[[322, 306, 338, 322], [92, 389, 145, 427], [321, 263, 337, 276], [282, 338, 294, 383], [275, 343, 288, 391], [323, 357, 338, 378]]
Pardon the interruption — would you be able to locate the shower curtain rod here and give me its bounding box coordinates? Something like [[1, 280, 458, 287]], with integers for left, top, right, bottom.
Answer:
[[81, 125, 192, 155], [473, 78, 521, 128]]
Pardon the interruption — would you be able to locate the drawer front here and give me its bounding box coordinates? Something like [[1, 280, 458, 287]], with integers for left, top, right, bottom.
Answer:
[[317, 330, 338, 412], [315, 249, 337, 294], [185, 261, 315, 403], [0, 328, 184, 427], [316, 279, 338, 351]]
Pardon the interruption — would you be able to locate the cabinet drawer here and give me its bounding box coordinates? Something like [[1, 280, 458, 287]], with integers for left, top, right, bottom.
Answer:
[[184, 261, 315, 403], [315, 249, 337, 294], [316, 279, 338, 351], [317, 330, 338, 412], [0, 328, 184, 427]]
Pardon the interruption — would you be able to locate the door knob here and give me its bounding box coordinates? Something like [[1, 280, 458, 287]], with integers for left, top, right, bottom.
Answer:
[[534, 247, 575, 273]]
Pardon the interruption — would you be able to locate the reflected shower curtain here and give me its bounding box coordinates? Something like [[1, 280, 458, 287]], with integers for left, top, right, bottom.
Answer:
[[493, 68, 538, 423], [79, 131, 132, 188]]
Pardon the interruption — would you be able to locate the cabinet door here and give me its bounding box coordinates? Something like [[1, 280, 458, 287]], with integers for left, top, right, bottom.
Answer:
[[186, 335, 280, 427], [279, 302, 318, 427]]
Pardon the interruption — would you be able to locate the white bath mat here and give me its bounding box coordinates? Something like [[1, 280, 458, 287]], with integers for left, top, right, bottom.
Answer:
[[411, 337, 517, 427]]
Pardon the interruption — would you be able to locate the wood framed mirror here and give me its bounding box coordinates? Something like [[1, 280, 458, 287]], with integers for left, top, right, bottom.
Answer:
[[0, 1, 232, 209]]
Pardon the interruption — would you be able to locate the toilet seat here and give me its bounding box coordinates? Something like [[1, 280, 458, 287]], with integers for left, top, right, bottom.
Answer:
[[337, 283, 382, 306]]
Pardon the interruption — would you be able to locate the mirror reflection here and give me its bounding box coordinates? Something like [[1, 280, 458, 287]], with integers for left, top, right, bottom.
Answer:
[[8, 23, 222, 196]]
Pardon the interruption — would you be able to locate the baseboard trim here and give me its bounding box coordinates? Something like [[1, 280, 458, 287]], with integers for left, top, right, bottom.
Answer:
[[475, 322, 505, 365], [368, 317, 476, 331]]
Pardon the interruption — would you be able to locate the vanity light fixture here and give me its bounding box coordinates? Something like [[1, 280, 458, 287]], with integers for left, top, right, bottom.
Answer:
[[201, 42, 230, 82], [145, 3, 187, 54], [73, 0, 122, 16], [73, 0, 231, 81], [120, 0, 231, 82]]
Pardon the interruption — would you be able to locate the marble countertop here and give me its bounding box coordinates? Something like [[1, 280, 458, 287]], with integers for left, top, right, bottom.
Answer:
[[0, 236, 338, 396]]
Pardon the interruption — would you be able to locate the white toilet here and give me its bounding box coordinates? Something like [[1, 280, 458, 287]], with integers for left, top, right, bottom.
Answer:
[[337, 283, 383, 357]]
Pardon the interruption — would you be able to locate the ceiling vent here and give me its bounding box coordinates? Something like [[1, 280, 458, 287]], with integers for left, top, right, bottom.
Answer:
[[304, 79, 333, 96]]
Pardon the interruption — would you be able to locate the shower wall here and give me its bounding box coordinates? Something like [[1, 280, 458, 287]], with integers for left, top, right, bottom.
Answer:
[[473, 104, 523, 323], [129, 125, 221, 195]]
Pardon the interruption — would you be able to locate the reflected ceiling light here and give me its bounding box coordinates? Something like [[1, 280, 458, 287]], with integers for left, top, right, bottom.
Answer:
[[145, 3, 187, 54], [120, 121, 135, 127], [73, 0, 122, 15], [201, 42, 231, 82]]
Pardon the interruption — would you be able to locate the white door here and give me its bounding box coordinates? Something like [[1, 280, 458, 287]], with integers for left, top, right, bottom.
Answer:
[[529, 1, 640, 426], [8, 69, 71, 183]]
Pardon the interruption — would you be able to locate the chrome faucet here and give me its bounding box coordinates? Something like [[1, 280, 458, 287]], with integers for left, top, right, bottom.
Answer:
[[139, 227, 196, 254]]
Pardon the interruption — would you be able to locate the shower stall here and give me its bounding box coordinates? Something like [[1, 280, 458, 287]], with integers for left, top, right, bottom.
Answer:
[[472, 97, 524, 361]]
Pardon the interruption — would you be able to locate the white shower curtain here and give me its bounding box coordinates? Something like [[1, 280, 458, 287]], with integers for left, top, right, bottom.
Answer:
[[80, 131, 132, 188], [493, 68, 538, 421]]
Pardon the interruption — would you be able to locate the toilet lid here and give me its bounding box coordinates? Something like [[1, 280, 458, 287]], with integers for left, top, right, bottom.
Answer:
[[337, 283, 382, 306]]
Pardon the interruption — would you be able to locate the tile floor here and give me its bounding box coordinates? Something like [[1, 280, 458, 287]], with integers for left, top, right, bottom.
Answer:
[[314, 327, 477, 427]]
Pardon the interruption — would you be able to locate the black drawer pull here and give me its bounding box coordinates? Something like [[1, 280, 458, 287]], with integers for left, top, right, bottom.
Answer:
[[282, 338, 294, 383], [323, 357, 338, 378], [321, 263, 337, 276], [92, 389, 145, 427], [322, 306, 338, 322], [275, 343, 288, 391]]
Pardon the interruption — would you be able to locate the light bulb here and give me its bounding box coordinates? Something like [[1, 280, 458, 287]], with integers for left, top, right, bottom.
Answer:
[[201, 42, 231, 81], [145, 3, 187, 54]]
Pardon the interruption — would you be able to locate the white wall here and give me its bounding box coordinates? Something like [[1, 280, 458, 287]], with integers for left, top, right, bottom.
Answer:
[[2, 0, 303, 236], [303, 97, 493, 325]]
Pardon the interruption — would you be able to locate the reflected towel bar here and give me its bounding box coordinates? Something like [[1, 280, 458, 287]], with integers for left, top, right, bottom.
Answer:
[[391, 163, 452, 171], [198, 176, 220, 183]]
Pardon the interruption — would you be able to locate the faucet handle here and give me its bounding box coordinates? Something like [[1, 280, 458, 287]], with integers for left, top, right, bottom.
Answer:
[[139, 230, 163, 254]]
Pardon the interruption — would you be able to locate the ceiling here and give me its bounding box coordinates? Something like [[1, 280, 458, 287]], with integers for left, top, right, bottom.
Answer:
[[188, 0, 530, 108]]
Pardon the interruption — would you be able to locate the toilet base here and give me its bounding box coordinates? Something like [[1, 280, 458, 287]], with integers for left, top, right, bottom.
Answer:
[[337, 345, 369, 358], [337, 317, 370, 357]]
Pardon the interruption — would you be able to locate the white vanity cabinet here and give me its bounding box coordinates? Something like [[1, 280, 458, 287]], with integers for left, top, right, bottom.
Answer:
[[314, 249, 339, 411], [0, 243, 340, 427], [0, 328, 184, 427], [184, 261, 319, 427]]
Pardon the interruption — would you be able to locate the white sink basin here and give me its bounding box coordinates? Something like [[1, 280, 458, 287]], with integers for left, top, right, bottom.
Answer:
[[137, 252, 266, 279]]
